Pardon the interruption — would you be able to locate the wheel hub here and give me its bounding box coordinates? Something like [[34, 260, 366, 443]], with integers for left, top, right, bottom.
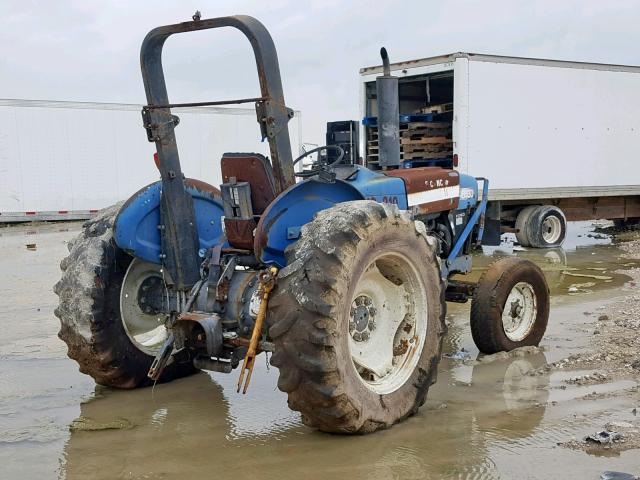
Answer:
[[541, 215, 562, 244], [137, 276, 165, 315], [349, 295, 377, 342], [509, 299, 523, 318], [120, 259, 170, 355], [502, 281, 537, 342], [348, 254, 428, 395]]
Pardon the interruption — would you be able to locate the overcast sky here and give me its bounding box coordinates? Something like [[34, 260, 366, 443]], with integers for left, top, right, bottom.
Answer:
[[2, 0, 640, 146]]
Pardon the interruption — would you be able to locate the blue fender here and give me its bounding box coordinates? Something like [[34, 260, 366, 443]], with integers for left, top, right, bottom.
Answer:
[[254, 179, 364, 267], [114, 180, 225, 264], [457, 173, 479, 210]]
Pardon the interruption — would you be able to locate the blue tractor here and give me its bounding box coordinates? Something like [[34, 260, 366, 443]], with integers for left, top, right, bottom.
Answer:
[[55, 15, 550, 433]]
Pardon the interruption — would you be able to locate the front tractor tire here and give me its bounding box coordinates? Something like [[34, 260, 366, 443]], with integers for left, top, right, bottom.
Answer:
[[54, 205, 196, 388], [470, 257, 550, 354], [268, 201, 446, 434]]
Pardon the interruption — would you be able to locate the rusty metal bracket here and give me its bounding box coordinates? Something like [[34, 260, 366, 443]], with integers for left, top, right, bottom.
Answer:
[[237, 266, 278, 394], [142, 107, 180, 142], [216, 255, 237, 302], [255, 99, 295, 142], [176, 312, 223, 356]]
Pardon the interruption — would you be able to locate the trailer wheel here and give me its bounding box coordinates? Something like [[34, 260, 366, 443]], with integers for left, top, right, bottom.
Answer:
[[268, 201, 446, 434], [54, 204, 196, 388], [470, 257, 549, 354], [515, 205, 566, 248]]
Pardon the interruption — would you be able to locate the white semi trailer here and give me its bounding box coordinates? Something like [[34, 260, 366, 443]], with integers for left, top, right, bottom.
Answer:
[[0, 99, 302, 222], [359, 53, 640, 247]]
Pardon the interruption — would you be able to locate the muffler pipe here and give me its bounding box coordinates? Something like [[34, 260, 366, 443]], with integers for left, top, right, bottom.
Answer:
[[376, 47, 400, 169]]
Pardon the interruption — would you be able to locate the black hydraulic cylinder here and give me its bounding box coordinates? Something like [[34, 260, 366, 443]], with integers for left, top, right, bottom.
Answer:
[[376, 47, 400, 168]]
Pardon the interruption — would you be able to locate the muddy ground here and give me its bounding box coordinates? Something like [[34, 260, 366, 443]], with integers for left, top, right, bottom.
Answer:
[[0, 220, 639, 479]]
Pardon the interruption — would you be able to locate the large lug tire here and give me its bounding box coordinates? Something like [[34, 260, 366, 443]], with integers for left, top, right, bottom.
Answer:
[[515, 205, 566, 248], [470, 257, 550, 354], [268, 201, 446, 434], [54, 204, 197, 388]]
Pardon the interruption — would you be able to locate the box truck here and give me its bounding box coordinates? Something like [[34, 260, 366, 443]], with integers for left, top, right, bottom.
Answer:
[[0, 99, 302, 222], [358, 53, 640, 247]]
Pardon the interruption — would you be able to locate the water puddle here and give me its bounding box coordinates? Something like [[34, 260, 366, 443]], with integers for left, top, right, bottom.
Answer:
[[1, 221, 639, 479]]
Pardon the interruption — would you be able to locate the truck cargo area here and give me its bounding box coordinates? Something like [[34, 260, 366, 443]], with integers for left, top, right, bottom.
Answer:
[[363, 70, 454, 169]]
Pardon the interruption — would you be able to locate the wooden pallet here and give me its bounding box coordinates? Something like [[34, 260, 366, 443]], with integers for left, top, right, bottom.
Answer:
[[368, 127, 408, 138], [419, 103, 453, 115], [406, 121, 451, 130], [366, 120, 453, 163], [370, 143, 451, 152], [402, 147, 451, 155], [367, 153, 405, 159], [403, 150, 453, 160], [400, 136, 451, 146]]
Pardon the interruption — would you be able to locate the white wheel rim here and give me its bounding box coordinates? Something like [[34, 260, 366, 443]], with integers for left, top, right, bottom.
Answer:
[[120, 259, 169, 355], [541, 215, 562, 244], [348, 252, 428, 395], [501, 282, 537, 342]]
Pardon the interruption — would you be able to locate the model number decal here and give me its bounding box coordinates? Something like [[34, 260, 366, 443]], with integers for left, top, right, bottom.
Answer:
[[368, 195, 399, 205], [425, 178, 450, 189], [460, 188, 475, 200]]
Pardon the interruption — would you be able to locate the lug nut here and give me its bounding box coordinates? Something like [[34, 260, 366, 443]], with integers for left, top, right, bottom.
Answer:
[[369, 321, 376, 331], [349, 320, 356, 331], [361, 331, 370, 341], [353, 332, 362, 342]]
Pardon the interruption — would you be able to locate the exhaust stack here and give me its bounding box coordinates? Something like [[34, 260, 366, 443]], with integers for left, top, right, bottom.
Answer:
[[376, 47, 400, 169]]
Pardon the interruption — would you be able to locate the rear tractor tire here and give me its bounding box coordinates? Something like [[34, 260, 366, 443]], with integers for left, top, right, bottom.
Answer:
[[268, 201, 446, 434], [470, 257, 550, 354], [515, 205, 566, 248], [54, 204, 196, 388]]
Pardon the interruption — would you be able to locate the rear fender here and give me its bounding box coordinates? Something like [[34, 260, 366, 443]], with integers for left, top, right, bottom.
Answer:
[[254, 179, 364, 267], [114, 179, 225, 264]]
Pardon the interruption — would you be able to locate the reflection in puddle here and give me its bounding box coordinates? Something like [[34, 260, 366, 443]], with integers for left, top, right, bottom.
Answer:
[[2, 221, 639, 479], [477, 222, 637, 299], [59, 352, 555, 479]]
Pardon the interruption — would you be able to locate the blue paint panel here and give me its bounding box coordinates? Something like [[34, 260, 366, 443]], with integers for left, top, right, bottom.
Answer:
[[457, 173, 479, 210], [362, 113, 441, 126], [344, 166, 408, 209], [258, 180, 364, 267], [114, 181, 225, 264]]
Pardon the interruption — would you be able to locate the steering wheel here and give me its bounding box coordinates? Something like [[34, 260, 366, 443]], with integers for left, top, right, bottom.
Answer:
[[293, 145, 345, 177]]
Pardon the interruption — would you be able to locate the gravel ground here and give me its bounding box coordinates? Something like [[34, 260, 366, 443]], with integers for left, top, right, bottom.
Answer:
[[547, 238, 640, 455], [554, 239, 640, 378]]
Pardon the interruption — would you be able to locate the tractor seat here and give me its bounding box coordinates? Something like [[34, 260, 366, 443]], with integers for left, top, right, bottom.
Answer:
[[221, 153, 277, 215]]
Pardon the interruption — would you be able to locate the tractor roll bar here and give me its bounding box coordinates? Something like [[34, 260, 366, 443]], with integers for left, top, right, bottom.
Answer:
[[140, 14, 295, 193], [139, 15, 296, 290]]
